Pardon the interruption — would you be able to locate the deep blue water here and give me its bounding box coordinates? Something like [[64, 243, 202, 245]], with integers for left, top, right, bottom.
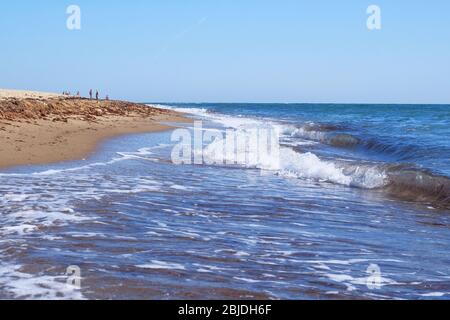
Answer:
[[0, 103, 449, 299]]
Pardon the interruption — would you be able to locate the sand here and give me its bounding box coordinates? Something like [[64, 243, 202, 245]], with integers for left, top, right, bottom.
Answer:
[[0, 89, 189, 169], [0, 89, 62, 100]]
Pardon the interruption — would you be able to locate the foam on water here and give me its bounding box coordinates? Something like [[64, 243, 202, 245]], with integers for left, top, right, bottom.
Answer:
[[0, 264, 84, 300], [169, 105, 388, 189], [164, 104, 450, 206], [137, 260, 186, 270]]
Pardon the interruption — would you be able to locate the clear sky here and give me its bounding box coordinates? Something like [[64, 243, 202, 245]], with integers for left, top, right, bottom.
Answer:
[[0, 0, 449, 104]]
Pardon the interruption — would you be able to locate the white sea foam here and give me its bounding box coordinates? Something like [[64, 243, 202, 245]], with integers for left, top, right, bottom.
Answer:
[[1, 224, 38, 235], [169, 105, 387, 188], [323, 272, 398, 290], [0, 264, 84, 300], [233, 277, 261, 283], [282, 124, 328, 141], [170, 185, 190, 191], [137, 260, 186, 270], [0, 170, 166, 247], [3, 194, 29, 202], [420, 292, 447, 297]]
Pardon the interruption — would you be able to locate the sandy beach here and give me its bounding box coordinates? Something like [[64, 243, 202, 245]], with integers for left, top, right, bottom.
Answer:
[[0, 89, 62, 100], [0, 89, 189, 169]]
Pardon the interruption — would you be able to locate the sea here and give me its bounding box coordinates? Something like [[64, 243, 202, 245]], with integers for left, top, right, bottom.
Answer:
[[0, 103, 449, 299]]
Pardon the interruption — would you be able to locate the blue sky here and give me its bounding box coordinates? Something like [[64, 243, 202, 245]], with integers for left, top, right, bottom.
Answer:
[[0, 0, 449, 103]]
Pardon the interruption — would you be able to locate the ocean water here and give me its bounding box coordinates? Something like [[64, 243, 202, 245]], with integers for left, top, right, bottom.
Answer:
[[0, 103, 449, 300]]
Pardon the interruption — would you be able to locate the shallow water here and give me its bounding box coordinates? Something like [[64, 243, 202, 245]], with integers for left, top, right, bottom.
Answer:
[[0, 103, 449, 299]]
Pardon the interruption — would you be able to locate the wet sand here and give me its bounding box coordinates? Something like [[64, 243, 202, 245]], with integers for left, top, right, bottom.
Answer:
[[0, 90, 189, 169]]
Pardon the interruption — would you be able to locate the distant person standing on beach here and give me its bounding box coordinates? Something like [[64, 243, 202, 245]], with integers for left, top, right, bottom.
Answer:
[[96, 91, 99, 101], [89, 89, 93, 100]]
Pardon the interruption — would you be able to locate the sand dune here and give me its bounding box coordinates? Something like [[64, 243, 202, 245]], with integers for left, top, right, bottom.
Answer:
[[0, 89, 62, 100]]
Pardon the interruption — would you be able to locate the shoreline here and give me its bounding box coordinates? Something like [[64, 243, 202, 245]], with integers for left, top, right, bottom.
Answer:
[[0, 91, 190, 170]]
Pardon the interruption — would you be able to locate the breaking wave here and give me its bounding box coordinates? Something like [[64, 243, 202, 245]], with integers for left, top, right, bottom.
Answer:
[[162, 105, 450, 209]]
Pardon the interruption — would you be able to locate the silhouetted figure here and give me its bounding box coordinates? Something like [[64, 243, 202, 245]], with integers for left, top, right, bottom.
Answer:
[[89, 89, 93, 100], [96, 91, 99, 101]]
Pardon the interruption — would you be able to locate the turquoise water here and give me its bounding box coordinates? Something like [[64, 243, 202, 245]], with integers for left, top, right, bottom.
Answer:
[[0, 103, 449, 299]]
